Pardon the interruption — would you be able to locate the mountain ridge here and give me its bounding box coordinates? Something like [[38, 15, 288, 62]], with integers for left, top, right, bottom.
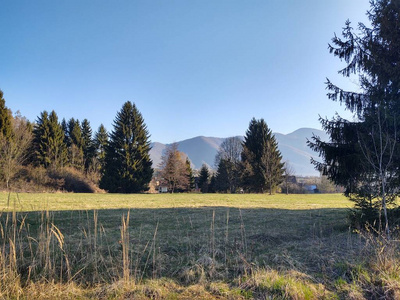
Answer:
[[150, 128, 328, 176]]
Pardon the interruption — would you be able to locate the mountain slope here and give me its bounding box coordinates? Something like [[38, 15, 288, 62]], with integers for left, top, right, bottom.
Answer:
[[150, 128, 328, 176]]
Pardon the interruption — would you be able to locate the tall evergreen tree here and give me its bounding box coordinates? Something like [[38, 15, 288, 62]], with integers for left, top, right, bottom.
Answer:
[[215, 159, 231, 193], [33, 110, 67, 170], [67, 118, 84, 170], [241, 118, 284, 194], [198, 164, 210, 193], [81, 119, 95, 171], [61, 118, 69, 146], [100, 101, 153, 193], [0, 90, 12, 141], [94, 124, 108, 172], [308, 0, 400, 234]]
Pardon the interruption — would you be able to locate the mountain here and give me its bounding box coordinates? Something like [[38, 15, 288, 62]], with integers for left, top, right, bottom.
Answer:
[[150, 128, 329, 176]]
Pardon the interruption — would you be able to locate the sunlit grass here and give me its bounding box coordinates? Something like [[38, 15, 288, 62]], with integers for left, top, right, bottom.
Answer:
[[0, 192, 399, 299], [0, 192, 351, 212]]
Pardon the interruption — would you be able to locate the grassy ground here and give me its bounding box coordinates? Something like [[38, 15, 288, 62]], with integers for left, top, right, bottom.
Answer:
[[0, 192, 399, 299], [1, 192, 351, 211]]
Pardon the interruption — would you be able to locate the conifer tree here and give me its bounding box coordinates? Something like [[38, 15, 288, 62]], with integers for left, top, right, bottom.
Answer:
[[33, 110, 67, 170], [66, 118, 84, 169], [81, 119, 95, 171], [215, 159, 231, 193], [198, 164, 210, 193], [94, 124, 108, 172], [308, 0, 400, 234], [241, 118, 284, 194], [100, 101, 153, 193], [61, 118, 69, 146], [0, 90, 12, 141]]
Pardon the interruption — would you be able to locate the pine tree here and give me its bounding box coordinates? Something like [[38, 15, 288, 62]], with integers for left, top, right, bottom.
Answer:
[[94, 124, 108, 172], [198, 164, 210, 193], [0, 90, 12, 141], [33, 110, 67, 170], [81, 119, 95, 171], [241, 118, 284, 194], [215, 159, 231, 193], [66, 118, 84, 170], [100, 101, 153, 193], [308, 0, 400, 234], [61, 118, 69, 146]]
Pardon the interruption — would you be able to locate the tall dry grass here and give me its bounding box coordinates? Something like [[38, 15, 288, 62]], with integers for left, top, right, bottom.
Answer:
[[0, 194, 399, 299]]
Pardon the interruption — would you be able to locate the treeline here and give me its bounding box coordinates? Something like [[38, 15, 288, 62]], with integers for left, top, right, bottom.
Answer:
[[156, 118, 286, 194], [0, 95, 153, 193], [0, 91, 286, 193]]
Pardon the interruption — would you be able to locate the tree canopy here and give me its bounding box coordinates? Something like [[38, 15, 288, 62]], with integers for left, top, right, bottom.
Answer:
[[100, 101, 153, 193], [308, 0, 400, 233], [241, 118, 284, 194]]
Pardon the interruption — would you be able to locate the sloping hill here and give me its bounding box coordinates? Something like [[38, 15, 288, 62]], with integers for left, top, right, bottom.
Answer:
[[150, 128, 328, 176]]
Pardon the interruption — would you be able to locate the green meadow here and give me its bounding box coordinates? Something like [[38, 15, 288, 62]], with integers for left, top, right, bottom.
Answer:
[[0, 192, 399, 299]]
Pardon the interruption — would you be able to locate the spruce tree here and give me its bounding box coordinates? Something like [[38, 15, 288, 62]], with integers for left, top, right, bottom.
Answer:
[[81, 119, 95, 171], [215, 159, 231, 193], [241, 118, 284, 194], [67, 118, 84, 170], [100, 101, 153, 193], [33, 110, 67, 170], [308, 0, 400, 234], [0, 90, 12, 141], [94, 124, 108, 172], [198, 164, 210, 193]]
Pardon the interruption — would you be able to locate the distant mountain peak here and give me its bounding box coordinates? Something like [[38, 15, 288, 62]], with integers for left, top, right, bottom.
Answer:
[[150, 128, 328, 176]]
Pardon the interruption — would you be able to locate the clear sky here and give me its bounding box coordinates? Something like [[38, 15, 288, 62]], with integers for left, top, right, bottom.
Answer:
[[0, 1, 370, 144]]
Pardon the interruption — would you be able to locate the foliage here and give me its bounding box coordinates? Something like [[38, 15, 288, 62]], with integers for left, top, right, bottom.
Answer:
[[32, 111, 68, 170], [198, 164, 210, 193], [185, 157, 195, 191], [214, 137, 242, 193], [214, 159, 231, 193], [308, 0, 400, 233], [0, 90, 12, 141], [159, 143, 189, 192], [81, 118, 95, 171], [241, 118, 284, 194], [66, 118, 84, 169], [100, 101, 153, 193]]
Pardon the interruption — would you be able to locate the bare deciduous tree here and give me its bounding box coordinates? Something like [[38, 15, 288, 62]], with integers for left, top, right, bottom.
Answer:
[[282, 161, 295, 195], [215, 137, 242, 193], [159, 143, 189, 193], [357, 108, 397, 238], [0, 113, 32, 190]]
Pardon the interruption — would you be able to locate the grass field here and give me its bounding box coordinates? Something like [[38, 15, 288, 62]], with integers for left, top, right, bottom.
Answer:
[[1, 192, 352, 211], [0, 192, 399, 299]]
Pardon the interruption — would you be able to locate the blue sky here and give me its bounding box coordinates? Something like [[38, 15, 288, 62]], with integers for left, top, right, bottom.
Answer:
[[1, 1, 370, 143]]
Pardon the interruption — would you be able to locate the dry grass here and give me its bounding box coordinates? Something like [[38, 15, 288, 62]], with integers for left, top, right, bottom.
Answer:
[[0, 192, 399, 299]]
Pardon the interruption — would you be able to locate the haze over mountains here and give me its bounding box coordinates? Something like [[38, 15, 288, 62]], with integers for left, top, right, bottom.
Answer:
[[150, 128, 329, 177]]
